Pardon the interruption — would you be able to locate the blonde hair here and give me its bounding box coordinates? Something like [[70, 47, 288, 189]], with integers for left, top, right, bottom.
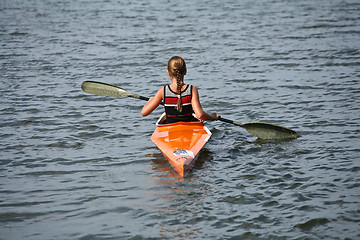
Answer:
[[167, 56, 186, 112]]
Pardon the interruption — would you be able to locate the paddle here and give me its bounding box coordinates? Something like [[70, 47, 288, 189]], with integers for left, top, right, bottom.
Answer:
[[81, 81, 299, 140]]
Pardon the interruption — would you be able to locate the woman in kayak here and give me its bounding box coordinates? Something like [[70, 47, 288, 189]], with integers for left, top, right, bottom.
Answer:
[[141, 56, 220, 123]]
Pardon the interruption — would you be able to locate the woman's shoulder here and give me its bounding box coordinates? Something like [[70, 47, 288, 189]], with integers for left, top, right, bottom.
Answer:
[[155, 86, 165, 97], [190, 85, 198, 91]]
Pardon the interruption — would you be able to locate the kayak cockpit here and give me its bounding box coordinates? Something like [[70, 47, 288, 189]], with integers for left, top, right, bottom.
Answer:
[[156, 112, 202, 125]]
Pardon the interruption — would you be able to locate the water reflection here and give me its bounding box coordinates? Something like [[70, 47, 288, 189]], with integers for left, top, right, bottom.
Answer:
[[146, 150, 216, 239]]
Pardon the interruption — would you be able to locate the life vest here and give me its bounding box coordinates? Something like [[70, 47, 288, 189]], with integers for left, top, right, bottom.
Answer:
[[164, 84, 195, 123]]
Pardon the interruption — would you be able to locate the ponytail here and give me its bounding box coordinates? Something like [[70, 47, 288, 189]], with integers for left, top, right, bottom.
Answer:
[[175, 70, 183, 112], [168, 56, 186, 112]]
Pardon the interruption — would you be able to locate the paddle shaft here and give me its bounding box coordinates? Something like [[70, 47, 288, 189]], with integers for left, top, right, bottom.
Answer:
[[137, 95, 164, 106], [139, 95, 152, 102], [218, 117, 243, 127]]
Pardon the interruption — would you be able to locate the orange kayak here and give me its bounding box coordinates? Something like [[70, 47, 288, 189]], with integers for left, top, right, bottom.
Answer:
[[150, 115, 212, 177]]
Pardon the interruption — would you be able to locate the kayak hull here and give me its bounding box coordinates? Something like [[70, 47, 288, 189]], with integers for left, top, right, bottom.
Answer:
[[150, 118, 212, 177]]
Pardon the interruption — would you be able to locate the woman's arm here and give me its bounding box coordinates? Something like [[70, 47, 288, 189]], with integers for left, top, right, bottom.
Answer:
[[191, 86, 220, 121], [141, 87, 164, 117]]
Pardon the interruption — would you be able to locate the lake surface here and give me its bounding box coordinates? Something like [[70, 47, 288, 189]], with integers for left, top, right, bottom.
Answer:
[[1, 0, 359, 239]]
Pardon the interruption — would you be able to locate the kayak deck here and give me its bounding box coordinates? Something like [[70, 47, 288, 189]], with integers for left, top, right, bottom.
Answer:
[[150, 118, 212, 177]]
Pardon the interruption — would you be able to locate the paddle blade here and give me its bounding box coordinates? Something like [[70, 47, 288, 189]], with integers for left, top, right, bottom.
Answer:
[[81, 81, 135, 98], [242, 122, 299, 140]]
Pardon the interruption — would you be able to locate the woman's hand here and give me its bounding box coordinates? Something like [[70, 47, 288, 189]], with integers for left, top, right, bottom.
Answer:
[[210, 112, 220, 121]]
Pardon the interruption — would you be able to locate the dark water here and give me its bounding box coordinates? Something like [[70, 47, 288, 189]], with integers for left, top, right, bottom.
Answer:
[[1, 0, 360, 239]]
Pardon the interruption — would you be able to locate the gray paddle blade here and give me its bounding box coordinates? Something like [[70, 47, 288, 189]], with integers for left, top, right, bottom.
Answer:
[[81, 81, 131, 98], [242, 122, 299, 140]]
